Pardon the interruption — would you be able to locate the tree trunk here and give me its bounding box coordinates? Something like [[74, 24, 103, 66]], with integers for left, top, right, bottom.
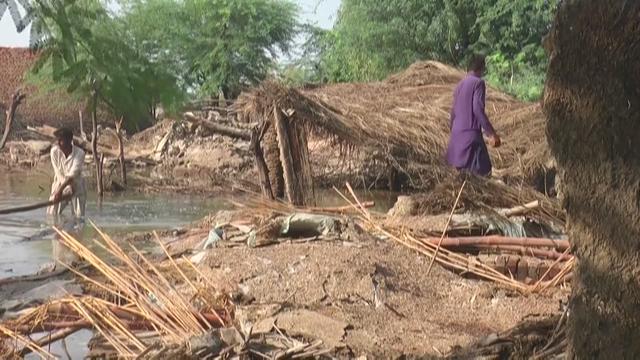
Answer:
[[115, 118, 127, 186], [90, 90, 103, 197], [543, 1, 640, 358], [0, 91, 26, 150]]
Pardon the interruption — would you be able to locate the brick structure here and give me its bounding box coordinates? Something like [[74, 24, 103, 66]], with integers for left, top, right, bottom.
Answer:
[[0, 47, 85, 128]]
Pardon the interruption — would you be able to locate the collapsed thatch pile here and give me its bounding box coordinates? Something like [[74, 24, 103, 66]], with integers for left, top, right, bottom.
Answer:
[[235, 61, 550, 182]]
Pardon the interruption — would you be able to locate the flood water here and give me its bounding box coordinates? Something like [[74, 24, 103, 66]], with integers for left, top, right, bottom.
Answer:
[[0, 170, 229, 278], [0, 170, 398, 278]]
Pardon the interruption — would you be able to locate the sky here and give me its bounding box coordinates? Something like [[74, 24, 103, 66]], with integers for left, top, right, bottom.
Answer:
[[0, 0, 341, 48]]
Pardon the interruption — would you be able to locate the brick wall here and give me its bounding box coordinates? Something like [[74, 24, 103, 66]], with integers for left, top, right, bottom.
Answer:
[[0, 47, 85, 128]]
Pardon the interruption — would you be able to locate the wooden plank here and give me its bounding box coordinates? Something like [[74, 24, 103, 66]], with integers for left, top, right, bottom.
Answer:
[[273, 105, 302, 205]]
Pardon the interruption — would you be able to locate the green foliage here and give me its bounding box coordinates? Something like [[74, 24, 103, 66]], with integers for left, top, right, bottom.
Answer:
[[119, 0, 299, 98], [309, 0, 558, 101], [28, 0, 184, 129]]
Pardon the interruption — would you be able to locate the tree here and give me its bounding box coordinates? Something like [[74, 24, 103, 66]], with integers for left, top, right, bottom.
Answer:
[[28, 0, 183, 194], [543, 0, 640, 357], [119, 0, 299, 98], [310, 0, 557, 100]]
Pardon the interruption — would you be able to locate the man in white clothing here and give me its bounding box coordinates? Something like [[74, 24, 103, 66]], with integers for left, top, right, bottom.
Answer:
[[48, 128, 87, 219], [46, 128, 87, 269]]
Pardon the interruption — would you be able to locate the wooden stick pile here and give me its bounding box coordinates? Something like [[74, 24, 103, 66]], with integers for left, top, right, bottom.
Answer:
[[0, 224, 231, 358], [336, 184, 572, 294]]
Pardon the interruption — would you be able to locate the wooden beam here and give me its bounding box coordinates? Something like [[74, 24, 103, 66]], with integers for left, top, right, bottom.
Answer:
[[183, 112, 250, 141]]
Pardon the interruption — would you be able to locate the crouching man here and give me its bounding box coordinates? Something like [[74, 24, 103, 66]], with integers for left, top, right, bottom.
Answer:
[[46, 127, 87, 269]]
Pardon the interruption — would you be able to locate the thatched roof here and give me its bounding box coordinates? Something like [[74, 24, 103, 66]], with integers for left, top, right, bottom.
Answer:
[[235, 61, 550, 180], [0, 47, 85, 128]]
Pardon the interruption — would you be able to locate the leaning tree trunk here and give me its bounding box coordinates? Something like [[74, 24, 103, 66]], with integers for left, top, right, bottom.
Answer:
[[90, 90, 104, 197], [543, 1, 640, 358]]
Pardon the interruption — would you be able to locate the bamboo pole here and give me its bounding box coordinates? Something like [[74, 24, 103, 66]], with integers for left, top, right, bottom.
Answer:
[[465, 244, 573, 261], [427, 180, 466, 274], [421, 236, 570, 251], [0, 193, 72, 215]]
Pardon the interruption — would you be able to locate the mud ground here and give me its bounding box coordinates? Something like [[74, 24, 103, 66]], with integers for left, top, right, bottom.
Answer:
[[155, 225, 568, 358]]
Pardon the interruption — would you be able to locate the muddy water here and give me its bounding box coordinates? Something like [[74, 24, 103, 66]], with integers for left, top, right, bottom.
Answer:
[[0, 170, 398, 277], [0, 170, 229, 278]]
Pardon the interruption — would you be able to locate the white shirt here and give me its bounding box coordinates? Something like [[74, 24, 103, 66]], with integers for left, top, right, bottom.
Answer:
[[48, 145, 87, 217]]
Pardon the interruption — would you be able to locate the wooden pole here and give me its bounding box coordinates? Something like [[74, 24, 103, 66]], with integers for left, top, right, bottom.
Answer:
[[273, 105, 302, 205], [251, 122, 274, 200], [0, 194, 72, 215], [0, 90, 26, 150], [79, 110, 86, 140], [421, 236, 570, 251], [115, 117, 127, 186], [90, 83, 103, 197], [503, 200, 541, 217], [19, 328, 80, 357]]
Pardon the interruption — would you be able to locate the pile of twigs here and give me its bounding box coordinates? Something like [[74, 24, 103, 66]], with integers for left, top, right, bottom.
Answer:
[[447, 311, 568, 359], [405, 168, 566, 226]]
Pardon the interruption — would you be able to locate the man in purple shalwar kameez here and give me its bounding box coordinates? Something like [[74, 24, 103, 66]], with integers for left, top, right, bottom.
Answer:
[[446, 55, 501, 176]]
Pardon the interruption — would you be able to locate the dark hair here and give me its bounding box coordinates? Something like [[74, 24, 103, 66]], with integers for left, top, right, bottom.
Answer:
[[53, 127, 74, 143], [468, 54, 486, 73]]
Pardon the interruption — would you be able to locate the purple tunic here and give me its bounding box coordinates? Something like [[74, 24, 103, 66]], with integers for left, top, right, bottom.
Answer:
[[445, 73, 496, 176]]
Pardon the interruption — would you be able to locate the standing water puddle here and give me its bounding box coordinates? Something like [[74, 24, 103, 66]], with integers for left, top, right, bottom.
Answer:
[[0, 170, 229, 278]]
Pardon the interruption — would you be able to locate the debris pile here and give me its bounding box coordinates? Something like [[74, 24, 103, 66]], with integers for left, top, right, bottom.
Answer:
[[234, 60, 553, 196]]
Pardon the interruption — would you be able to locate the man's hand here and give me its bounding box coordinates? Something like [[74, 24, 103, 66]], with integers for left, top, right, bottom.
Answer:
[[53, 189, 64, 202], [489, 134, 502, 148]]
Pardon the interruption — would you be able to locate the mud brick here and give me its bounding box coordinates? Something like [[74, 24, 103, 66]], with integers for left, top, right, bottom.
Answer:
[[537, 263, 551, 281], [546, 264, 562, 279], [494, 256, 507, 275], [529, 262, 539, 280], [516, 259, 529, 281], [506, 256, 519, 277]]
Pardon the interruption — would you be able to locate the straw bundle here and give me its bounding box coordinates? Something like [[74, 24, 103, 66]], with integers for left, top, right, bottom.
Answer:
[[406, 168, 565, 225]]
